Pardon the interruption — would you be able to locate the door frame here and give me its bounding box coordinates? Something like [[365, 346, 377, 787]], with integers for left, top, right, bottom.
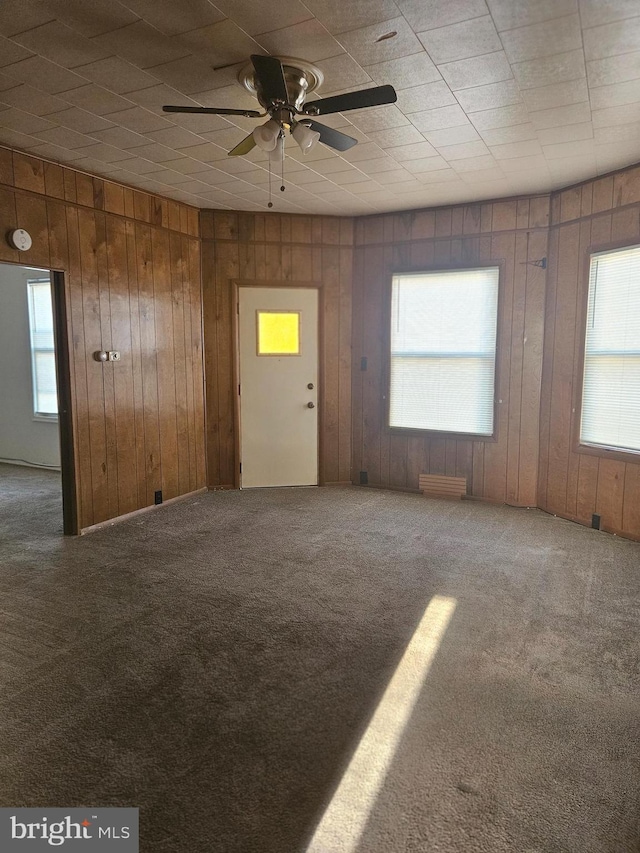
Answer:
[[232, 280, 324, 490], [0, 262, 78, 534]]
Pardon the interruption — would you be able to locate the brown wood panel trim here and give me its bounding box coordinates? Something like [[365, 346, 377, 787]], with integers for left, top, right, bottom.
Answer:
[[81, 487, 208, 534], [548, 199, 640, 230], [538, 506, 640, 543]]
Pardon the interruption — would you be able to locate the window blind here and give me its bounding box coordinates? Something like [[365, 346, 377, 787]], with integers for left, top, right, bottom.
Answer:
[[389, 268, 499, 435], [580, 245, 640, 452], [27, 278, 57, 416]]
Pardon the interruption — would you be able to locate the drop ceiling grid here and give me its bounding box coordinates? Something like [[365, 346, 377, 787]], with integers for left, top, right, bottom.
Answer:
[[0, 0, 637, 214]]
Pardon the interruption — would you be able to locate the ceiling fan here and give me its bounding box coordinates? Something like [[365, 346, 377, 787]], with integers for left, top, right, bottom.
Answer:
[[162, 54, 397, 159]]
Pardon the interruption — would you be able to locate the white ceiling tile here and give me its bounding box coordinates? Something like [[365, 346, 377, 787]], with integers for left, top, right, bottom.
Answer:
[[403, 154, 450, 172], [40, 0, 140, 38], [450, 153, 497, 171], [537, 122, 593, 145], [579, 0, 640, 29], [410, 103, 468, 131], [521, 79, 589, 112], [436, 139, 490, 160], [0, 1, 55, 37], [103, 106, 169, 133], [43, 106, 115, 133], [583, 19, 640, 62], [91, 21, 192, 70], [594, 122, 640, 143], [397, 0, 488, 32], [454, 79, 522, 113], [349, 104, 409, 133], [314, 54, 372, 93], [499, 154, 549, 172], [418, 16, 501, 65], [0, 107, 55, 135], [169, 112, 234, 134], [586, 52, 640, 87], [336, 18, 423, 66], [175, 21, 262, 68], [413, 166, 465, 182], [33, 125, 96, 148], [512, 50, 586, 90], [367, 124, 425, 147], [357, 156, 407, 173], [500, 14, 582, 64], [386, 140, 438, 161], [490, 139, 543, 159], [220, 0, 313, 36], [479, 123, 537, 144], [439, 51, 512, 90], [65, 141, 135, 163], [487, 0, 576, 31], [23, 141, 87, 161], [123, 141, 182, 163], [88, 125, 148, 148], [374, 169, 416, 184], [592, 102, 640, 127], [470, 103, 529, 130], [75, 57, 159, 94], [62, 84, 135, 115], [363, 53, 441, 88], [125, 83, 198, 115], [145, 126, 205, 149], [543, 138, 595, 159], [298, 0, 401, 34], [590, 79, 640, 110], [423, 122, 480, 146], [0, 36, 34, 68], [2, 56, 88, 94], [12, 21, 112, 69], [530, 101, 591, 129], [0, 84, 68, 116], [116, 156, 165, 175], [0, 128, 41, 150], [395, 81, 455, 113], [120, 0, 224, 35], [178, 142, 228, 162], [255, 20, 342, 62], [595, 138, 640, 165], [459, 166, 507, 183]]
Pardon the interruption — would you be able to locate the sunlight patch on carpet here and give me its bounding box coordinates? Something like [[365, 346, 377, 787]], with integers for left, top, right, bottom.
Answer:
[[306, 594, 457, 853]]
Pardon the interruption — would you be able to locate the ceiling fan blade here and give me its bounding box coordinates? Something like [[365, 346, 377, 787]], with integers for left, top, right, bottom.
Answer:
[[305, 120, 358, 152], [163, 105, 262, 117], [304, 85, 397, 116], [228, 134, 257, 156], [251, 54, 288, 103]]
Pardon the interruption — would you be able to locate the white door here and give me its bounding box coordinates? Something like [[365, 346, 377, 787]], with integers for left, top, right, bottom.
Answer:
[[238, 286, 318, 488]]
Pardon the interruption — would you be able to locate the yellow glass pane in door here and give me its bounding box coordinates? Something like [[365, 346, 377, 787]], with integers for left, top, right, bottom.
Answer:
[[257, 311, 300, 355]]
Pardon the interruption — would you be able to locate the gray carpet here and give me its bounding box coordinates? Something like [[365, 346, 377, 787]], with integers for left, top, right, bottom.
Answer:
[[1, 462, 639, 852]]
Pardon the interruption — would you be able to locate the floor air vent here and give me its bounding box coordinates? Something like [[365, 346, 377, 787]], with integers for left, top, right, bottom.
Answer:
[[419, 474, 467, 500]]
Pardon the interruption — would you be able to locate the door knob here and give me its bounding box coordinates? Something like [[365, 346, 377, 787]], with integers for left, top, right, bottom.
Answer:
[[307, 382, 314, 390], [307, 402, 315, 408]]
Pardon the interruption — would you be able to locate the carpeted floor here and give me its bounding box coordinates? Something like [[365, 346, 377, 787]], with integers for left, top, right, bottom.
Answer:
[[1, 461, 639, 852]]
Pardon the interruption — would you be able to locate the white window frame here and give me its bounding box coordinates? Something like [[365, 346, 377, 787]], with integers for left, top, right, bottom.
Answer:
[[579, 243, 640, 456], [387, 267, 500, 438], [27, 277, 58, 423]]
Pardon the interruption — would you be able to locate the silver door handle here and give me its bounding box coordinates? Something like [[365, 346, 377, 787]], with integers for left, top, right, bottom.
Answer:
[[307, 402, 315, 408]]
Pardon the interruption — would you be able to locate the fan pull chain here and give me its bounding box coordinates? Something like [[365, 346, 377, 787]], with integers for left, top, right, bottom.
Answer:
[[268, 156, 273, 209]]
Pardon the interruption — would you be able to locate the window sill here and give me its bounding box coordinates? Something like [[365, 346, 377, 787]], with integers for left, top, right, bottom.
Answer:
[[33, 415, 59, 424], [388, 425, 497, 442], [577, 441, 640, 465]]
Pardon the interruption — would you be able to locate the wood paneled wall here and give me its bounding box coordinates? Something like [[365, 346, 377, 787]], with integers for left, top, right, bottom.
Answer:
[[200, 210, 353, 487], [351, 197, 550, 506], [538, 165, 640, 539], [0, 146, 205, 531]]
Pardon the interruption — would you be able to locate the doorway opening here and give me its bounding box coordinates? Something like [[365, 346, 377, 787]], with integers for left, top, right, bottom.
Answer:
[[0, 262, 77, 536]]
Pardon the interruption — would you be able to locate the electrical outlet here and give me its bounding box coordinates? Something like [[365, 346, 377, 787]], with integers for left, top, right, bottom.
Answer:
[[154, 490, 163, 505], [108, 351, 121, 361]]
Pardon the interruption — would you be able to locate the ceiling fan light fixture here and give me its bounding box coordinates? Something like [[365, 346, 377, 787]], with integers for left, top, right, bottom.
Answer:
[[292, 122, 321, 154], [252, 118, 281, 151], [268, 133, 285, 163]]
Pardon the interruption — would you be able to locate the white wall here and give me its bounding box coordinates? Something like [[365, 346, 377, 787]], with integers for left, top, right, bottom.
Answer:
[[0, 263, 60, 468]]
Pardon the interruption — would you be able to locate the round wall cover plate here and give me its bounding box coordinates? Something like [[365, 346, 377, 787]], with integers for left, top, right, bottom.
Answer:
[[8, 228, 32, 251]]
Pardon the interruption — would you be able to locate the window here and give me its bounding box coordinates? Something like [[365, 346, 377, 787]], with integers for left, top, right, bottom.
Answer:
[[580, 245, 640, 453], [256, 310, 300, 355], [27, 277, 58, 419], [389, 268, 499, 436]]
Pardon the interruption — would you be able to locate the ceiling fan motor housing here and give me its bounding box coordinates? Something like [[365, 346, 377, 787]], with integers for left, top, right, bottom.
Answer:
[[239, 57, 324, 112]]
